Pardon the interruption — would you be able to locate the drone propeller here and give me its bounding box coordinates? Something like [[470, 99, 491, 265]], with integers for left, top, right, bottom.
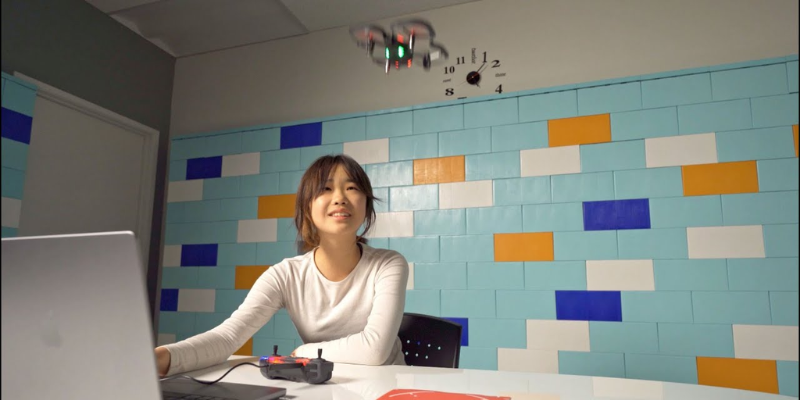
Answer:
[[349, 24, 389, 55], [422, 41, 449, 71], [391, 19, 436, 41]]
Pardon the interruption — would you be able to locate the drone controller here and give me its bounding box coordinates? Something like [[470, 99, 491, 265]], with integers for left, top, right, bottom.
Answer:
[[259, 345, 334, 384]]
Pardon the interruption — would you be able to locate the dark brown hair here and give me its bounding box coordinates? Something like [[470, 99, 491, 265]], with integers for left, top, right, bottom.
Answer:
[[294, 154, 380, 252]]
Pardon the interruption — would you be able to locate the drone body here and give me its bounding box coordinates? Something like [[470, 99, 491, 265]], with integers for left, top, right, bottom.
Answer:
[[350, 19, 448, 74]]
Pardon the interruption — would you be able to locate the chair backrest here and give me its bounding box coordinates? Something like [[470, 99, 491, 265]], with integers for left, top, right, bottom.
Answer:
[[397, 312, 462, 368]]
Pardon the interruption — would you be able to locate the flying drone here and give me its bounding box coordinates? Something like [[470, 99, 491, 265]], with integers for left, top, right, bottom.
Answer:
[[349, 19, 449, 74]]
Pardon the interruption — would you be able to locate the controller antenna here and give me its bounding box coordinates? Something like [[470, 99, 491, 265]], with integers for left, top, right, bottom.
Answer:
[[273, 345, 278, 356], [317, 348, 323, 359]]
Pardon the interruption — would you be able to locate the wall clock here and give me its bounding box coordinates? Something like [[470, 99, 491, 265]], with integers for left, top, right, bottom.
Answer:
[[441, 47, 506, 99]]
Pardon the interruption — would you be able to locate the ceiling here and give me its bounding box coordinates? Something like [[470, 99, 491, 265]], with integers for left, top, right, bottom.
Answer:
[[85, 0, 479, 58]]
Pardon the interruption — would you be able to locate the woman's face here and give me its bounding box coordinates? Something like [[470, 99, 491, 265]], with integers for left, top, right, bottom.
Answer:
[[310, 164, 367, 241]]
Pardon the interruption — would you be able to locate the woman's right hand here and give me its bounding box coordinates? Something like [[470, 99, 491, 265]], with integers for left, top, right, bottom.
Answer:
[[155, 346, 171, 377]]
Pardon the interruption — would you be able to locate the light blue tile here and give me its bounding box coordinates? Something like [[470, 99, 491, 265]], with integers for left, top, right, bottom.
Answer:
[[764, 224, 799, 257], [1, 227, 18, 238], [524, 261, 586, 290], [439, 127, 491, 157], [203, 177, 239, 199], [242, 128, 280, 152], [165, 203, 185, 224], [260, 148, 301, 173], [171, 137, 207, 160], [519, 90, 578, 122], [196, 266, 236, 289], [614, 167, 683, 199], [469, 319, 525, 348], [578, 82, 641, 115], [366, 112, 413, 139], [441, 290, 495, 318], [277, 218, 297, 242], [240, 173, 279, 197], [621, 292, 693, 323], [465, 151, 520, 181], [440, 235, 494, 262], [168, 160, 187, 182], [274, 314, 301, 340], [405, 290, 441, 316], [373, 188, 389, 213], [389, 133, 438, 161], [161, 267, 199, 289], [1, 167, 25, 199], [551, 172, 615, 203], [366, 161, 413, 188], [678, 99, 752, 135], [390, 185, 438, 211], [256, 242, 298, 264], [414, 263, 467, 289], [413, 105, 463, 134], [496, 290, 556, 319], [321, 118, 366, 144], [278, 170, 304, 194], [415, 209, 465, 236], [589, 321, 658, 353], [758, 158, 799, 192], [716, 127, 795, 162], [466, 206, 522, 234], [752, 94, 799, 128], [367, 238, 389, 249], [771, 292, 799, 326], [300, 144, 342, 169], [721, 191, 798, 225], [389, 237, 440, 263], [464, 98, 518, 128], [467, 262, 524, 290], [493, 177, 551, 205], [692, 291, 771, 324], [1, 138, 28, 171], [220, 197, 258, 221], [653, 259, 728, 291], [611, 107, 679, 141], [184, 200, 222, 222], [788, 61, 799, 93], [727, 258, 799, 291], [460, 347, 498, 370], [553, 231, 618, 260], [558, 351, 625, 378], [194, 312, 228, 333], [214, 289, 248, 314], [658, 323, 734, 357], [217, 243, 257, 266], [1, 80, 36, 116], [625, 353, 698, 384], [580, 140, 645, 172], [522, 203, 584, 232], [778, 361, 799, 397], [711, 64, 788, 101], [649, 195, 723, 228], [205, 133, 242, 156], [491, 122, 548, 152], [158, 312, 196, 336], [618, 228, 688, 259], [642, 73, 712, 108]]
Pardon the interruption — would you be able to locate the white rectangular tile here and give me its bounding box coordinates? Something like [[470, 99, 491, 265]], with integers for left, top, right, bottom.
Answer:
[[167, 180, 204, 203], [221, 152, 260, 177], [344, 138, 389, 165], [497, 394, 560, 400], [162, 245, 182, 267], [1, 197, 21, 228], [177, 289, 216, 312], [526, 320, 590, 351], [367, 212, 414, 238], [237, 219, 278, 243], [157, 333, 176, 346], [592, 377, 663, 399], [586, 260, 655, 291], [439, 180, 493, 209], [521, 145, 581, 177], [687, 225, 765, 259], [407, 262, 415, 290], [497, 348, 559, 373], [645, 132, 717, 168], [733, 325, 799, 361]]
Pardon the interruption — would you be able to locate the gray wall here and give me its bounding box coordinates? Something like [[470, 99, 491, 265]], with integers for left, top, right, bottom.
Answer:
[[1, 0, 175, 330]]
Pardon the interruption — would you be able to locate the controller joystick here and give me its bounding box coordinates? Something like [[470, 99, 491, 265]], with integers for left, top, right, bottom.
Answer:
[[259, 346, 334, 384]]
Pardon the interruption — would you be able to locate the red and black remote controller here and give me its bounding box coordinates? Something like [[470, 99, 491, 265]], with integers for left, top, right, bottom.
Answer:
[[259, 345, 334, 384]]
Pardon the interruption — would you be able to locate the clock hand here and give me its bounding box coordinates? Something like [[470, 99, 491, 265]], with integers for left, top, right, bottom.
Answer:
[[477, 61, 488, 74]]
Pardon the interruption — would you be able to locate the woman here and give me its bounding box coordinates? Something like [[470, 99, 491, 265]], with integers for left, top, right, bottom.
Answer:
[[155, 154, 409, 376]]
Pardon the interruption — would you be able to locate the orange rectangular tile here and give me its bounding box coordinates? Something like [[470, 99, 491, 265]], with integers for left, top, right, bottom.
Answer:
[[234, 337, 253, 356], [682, 161, 759, 196], [235, 265, 270, 290], [413, 156, 465, 185], [793, 125, 798, 157], [697, 357, 779, 394], [494, 232, 554, 262], [548, 114, 611, 147], [258, 194, 296, 219]]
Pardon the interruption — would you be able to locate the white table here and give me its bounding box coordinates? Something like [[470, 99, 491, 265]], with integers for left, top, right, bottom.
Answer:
[[181, 356, 796, 400]]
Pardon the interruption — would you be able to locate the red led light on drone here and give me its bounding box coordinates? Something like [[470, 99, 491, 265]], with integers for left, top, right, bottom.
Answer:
[[397, 34, 404, 43]]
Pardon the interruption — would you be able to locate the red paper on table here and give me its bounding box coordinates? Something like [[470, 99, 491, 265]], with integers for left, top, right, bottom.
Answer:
[[376, 389, 511, 400]]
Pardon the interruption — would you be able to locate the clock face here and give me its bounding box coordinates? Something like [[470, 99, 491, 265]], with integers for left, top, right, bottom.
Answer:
[[441, 47, 506, 99]]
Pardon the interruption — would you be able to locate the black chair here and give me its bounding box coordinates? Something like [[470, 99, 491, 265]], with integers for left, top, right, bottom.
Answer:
[[397, 312, 463, 368]]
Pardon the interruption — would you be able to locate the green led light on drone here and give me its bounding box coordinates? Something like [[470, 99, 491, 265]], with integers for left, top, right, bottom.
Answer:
[[398, 46, 405, 58], [385, 47, 390, 59]]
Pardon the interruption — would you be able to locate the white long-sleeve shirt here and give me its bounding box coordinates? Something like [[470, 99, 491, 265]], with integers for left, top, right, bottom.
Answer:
[[163, 244, 409, 375]]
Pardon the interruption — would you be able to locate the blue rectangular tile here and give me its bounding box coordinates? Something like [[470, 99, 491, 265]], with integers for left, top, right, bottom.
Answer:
[[727, 258, 799, 291], [414, 209, 465, 236], [220, 197, 258, 221], [752, 94, 799, 128], [522, 203, 584, 232], [321, 118, 366, 144], [650, 196, 724, 231], [300, 143, 343, 169], [711, 64, 788, 101], [1, 227, 18, 238], [165, 203, 185, 224], [771, 292, 799, 326], [373, 188, 389, 213], [618, 228, 688, 259], [441, 317, 469, 346], [551, 172, 615, 203], [274, 314, 301, 340], [658, 323, 734, 357], [496, 290, 556, 319], [493, 177, 551, 206], [170, 137, 207, 161], [280, 122, 322, 149], [440, 235, 494, 262], [553, 231, 618, 260], [556, 291, 622, 321], [788, 61, 799, 93], [439, 127, 491, 157], [405, 290, 441, 316], [1, 108, 33, 144], [240, 173, 279, 197], [583, 199, 650, 230], [653, 259, 728, 291], [611, 107, 679, 141], [625, 353, 698, 384], [778, 361, 799, 397], [589, 321, 659, 353], [389, 133, 438, 161], [194, 312, 227, 333], [158, 311, 196, 336], [578, 82, 641, 115], [256, 242, 299, 264], [466, 206, 522, 234], [3, 167, 28, 198], [260, 149, 301, 173], [1, 137, 28, 171], [1, 81, 36, 116], [642, 73, 712, 108], [161, 267, 199, 289], [366, 111, 413, 140], [214, 289, 248, 314], [168, 160, 187, 182], [580, 140, 646, 173], [525, 261, 586, 290], [388, 237, 440, 263], [464, 98, 518, 128], [205, 133, 242, 157], [467, 262, 524, 290], [186, 156, 223, 180], [160, 289, 179, 311], [390, 184, 438, 211], [716, 127, 795, 162], [758, 158, 799, 192], [441, 290, 495, 318], [366, 161, 413, 188], [459, 347, 498, 370], [491, 122, 548, 152], [558, 351, 625, 378], [276, 218, 298, 242], [465, 151, 520, 181], [764, 224, 799, 257], [180, 244, 218, 266], [614, 167, 683, 199], [519, 90, 578, 122], [217, 243, 257, 266], [202, 177, 239, 199], [414, 263, 466, 289], [621, 292, 693, 323], [721, 191, 799, 225], [183, 200, 222, 222], [413, 105, 463, 134], [196, 266, 236, 289], [278, 170, 304, 194], [242, 128, 280, 152], [367, 238, 389, 249], [678, 99, 752, 134], [692, 291, 771, 324]]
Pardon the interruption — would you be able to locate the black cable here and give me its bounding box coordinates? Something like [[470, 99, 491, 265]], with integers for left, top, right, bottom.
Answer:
[[159, 361, 262, 385]]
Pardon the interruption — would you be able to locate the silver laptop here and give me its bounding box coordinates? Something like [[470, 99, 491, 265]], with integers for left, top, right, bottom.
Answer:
[[1, 231, 286, 400]]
